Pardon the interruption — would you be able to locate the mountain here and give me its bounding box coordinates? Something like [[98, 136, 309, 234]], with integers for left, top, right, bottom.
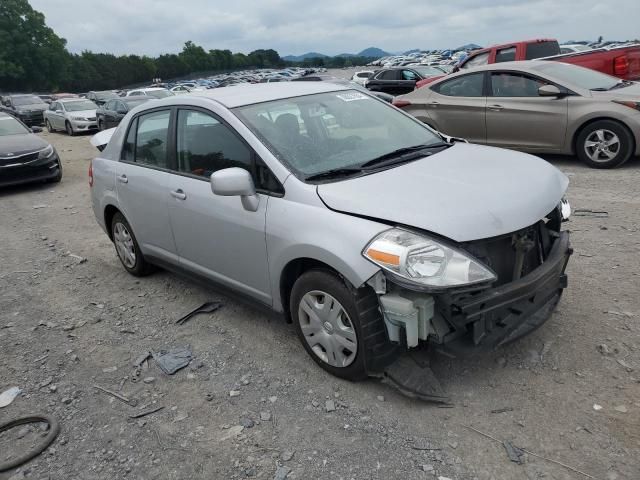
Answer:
[[282, 52, 329, 62], [356, 47, 389, 58]]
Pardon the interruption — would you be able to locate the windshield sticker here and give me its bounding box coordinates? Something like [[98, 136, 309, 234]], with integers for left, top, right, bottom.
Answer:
[[335, 92, 369, 102]]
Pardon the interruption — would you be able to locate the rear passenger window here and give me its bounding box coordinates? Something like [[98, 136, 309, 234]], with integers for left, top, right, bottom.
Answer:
[[134, 110, 170, 168], [435, 73, 484, 97], [176, 109, 251, 178], [495, 47, 516, 63], [377, 70, 398, 80], [122, 118, 137, 162]]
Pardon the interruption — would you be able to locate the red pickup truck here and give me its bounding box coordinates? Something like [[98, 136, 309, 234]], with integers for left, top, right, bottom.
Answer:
[[416, 39, 640, 89]]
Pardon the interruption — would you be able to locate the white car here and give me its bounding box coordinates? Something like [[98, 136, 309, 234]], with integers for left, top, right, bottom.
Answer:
[[169, 85, 205, 95], [351, 70, 375, 85], [44, 98, 98, 136], [125, 88, 174, 99]]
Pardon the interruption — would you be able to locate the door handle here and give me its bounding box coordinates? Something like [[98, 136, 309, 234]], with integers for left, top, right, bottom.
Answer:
[[488, 104, 504, 111], [117, 174, 128, 184], [170, 189, 186, 200]]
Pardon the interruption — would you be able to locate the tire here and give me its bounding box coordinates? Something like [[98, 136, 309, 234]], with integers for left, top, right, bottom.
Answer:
[[576, 120, 634, 169], [98, 119, 105, 131], [65, 121, 74, 136], [290, 269, 398, 381], [45, 119, 54, 133], [110, 212, 154, 276]]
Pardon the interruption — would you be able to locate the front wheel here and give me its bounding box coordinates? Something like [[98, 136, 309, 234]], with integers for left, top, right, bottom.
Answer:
[[65, 121, 75, 136], [290, 270, 398, 380], [576, 120, 634, 169], [45, 119, 54, 133], [110, 212, 154, 276]]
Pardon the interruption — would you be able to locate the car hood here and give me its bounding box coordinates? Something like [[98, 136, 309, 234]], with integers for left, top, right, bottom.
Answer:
[[0, 134, 49, 156], [591, 82, 640, 100], [16, 104, 48, 112], [316, 143, 569, 242], [66, 109, 96, 117]]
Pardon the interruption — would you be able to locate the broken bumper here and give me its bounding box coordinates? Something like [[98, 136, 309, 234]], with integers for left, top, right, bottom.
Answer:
[[380, 231, 572, 355]]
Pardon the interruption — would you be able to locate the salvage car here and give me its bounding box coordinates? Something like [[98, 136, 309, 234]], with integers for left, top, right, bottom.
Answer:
[[86, 90, 119, 106], [0, 94, 49, 126], [0, 112, 62, 187], [394, 61, 640, 168], [44, 98, 99, 136], [365, 66, 447, 95], [90, 82, 572, 380], [96, 97, 152, 130]]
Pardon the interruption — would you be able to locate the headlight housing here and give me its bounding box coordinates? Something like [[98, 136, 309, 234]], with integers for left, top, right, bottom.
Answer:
[[38, 144, 54, 159], [363, 228, 496, 290]]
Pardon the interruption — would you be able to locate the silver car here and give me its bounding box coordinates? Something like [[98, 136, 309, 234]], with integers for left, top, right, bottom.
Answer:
[[394, 61, 640, 168], [90, 82, 572, 380], [44, 98, 98, 135]]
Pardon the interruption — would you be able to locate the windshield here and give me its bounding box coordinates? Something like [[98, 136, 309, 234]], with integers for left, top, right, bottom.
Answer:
[[0, 116, 30, 135], [234, 90, 443, 177], [12, 96, 44, 106], [413, 66, 446, 77], [534, 62, 620, 90], [64, 100, 97, 112], [95, 91, 118, 101], [146, 90, 172, 99]]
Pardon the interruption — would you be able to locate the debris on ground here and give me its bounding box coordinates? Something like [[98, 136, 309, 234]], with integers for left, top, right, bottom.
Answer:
[[273, 465, 291, 480], [152, 346, 193, 374], [93, 384, 137, 406], [325, 400, 336, 412], [503, 440, 525, 464], [129, 406, 164, 419], [175, 301, 223, 325], [573, 209, 609, 217], [0, 387, 21, 408]]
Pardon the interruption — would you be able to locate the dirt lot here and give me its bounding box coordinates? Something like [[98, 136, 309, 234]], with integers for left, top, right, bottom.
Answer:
[[1, 126, 639, 480]]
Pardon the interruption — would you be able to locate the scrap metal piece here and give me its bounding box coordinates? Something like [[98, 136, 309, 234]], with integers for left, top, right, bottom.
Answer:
[[380, 354, 450, 404], [152, 346, 193, 374], [93, 384, 138, 406], [175, 301, 222, 325], [503, 440, 525, 464]]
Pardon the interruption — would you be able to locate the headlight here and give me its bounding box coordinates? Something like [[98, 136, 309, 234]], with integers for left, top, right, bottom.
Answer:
[[363, 228, 496, 290], [38, 145, 54, 159]]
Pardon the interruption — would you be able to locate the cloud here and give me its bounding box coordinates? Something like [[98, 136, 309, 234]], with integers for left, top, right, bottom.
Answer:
[[30, 0, 640, 56]]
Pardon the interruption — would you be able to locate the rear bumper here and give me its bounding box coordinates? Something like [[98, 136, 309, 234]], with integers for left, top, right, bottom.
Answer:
[[0, 154, 61, 188], [438, 231, 572, 354]]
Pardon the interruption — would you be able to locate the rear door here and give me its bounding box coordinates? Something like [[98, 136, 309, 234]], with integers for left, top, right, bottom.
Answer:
[[115, 109, 178, 262], [426, 72, 487, 142], [485, 71, 568, 151], [165, 107, 273, 304], [368, 70, 400, 94], [398, 70, 419, 94]]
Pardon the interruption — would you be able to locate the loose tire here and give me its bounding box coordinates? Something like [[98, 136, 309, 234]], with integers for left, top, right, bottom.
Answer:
[[576, 120, 634, 169], [65, 121, 74, 136], [290, 270, 398, 380], [110, 212, 154, 276], [45, 119, 54, 133]]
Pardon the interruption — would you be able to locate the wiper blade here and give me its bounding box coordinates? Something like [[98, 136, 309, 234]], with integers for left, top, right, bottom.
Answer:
[[360, 143, 449, 169], [305, 167, 362, 182]]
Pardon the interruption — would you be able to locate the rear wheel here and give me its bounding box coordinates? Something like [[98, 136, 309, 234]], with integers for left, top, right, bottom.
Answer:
[[576, 120, 634, 169], [65, 121, 75, 136], [110, 212, 154, 276], [290, 270, 398, 380]]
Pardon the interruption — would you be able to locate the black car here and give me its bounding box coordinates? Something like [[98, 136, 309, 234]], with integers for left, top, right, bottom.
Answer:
[[86, 90, 119, 106], [365, 66, 446, 95], [0, 113, 62, 188], [0, 94, 49, 126], [96, 97, 152, 130], [291, 76, 395, 103]]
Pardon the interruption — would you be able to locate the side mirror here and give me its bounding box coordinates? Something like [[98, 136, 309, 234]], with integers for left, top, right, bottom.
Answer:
[[538, 85, 562, 97], [210, 167, 259, 212], [30, 126, 43, 133]]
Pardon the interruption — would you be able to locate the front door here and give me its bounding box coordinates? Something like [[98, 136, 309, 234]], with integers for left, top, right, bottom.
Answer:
[[115, 108, 178, 263], [166, 108, 271, 304], [427, 72, 487, 143], [485, 72, 568, 151]]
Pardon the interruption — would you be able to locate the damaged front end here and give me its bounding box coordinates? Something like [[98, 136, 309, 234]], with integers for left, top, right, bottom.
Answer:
[[366, 202, 572, 355]]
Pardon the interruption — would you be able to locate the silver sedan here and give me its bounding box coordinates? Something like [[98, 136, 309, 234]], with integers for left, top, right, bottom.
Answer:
[[44, 98, 98, 136], [394, 61, 640, 168], [90, 82, 571, 380]]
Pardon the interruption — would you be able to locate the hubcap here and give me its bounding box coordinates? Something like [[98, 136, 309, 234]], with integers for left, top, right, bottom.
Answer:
[[298, 291, 358, 368], [584, 129, 620, 163], [113, 222, 136, 268]]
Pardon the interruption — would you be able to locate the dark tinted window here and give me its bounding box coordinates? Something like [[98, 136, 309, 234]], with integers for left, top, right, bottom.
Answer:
[[525, 41, 560, 60], [377, 70, 398, 80], [122, 117, 137, 161], [460, 52, 489, 69], [436, 73, 484, 97], [176, 110, 251, 178], [104, 100, 116, 110], [491, 73, 548, 97], [133, 110, 170, 167], [495, 47, 516, 63]]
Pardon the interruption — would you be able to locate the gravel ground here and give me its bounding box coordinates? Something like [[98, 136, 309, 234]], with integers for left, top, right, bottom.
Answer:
[[0, 123, 639, 480]]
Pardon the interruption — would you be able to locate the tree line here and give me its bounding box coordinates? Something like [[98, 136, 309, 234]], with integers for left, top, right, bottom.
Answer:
[[0, 0, 286, 92]]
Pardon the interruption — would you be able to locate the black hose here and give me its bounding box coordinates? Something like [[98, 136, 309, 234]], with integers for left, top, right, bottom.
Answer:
[[0, 415, 60, 472]]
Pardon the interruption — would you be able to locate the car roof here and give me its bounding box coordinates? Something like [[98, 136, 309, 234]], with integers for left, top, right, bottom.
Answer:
[[121, 96, 151, 102], [186, 82, 350, 108], [58, 97, 92, 103]]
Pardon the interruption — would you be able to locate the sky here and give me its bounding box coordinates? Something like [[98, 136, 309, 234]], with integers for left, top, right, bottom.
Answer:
[[30, 0, 640, 57]]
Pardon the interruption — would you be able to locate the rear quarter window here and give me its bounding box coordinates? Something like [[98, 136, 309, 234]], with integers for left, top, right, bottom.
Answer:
[[525, 41, 560, 60]]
